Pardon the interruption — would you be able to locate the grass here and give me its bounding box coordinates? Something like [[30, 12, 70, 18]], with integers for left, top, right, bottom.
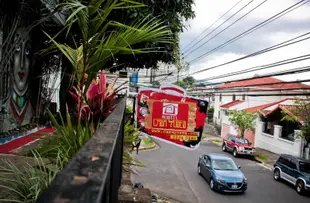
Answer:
[[255, 154, 269, 161], [142, 137, 155, 146], [211, 139, 222, 144]]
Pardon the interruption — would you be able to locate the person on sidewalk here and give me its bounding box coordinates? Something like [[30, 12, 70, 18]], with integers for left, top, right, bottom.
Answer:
[[132, 137, 141, 155]]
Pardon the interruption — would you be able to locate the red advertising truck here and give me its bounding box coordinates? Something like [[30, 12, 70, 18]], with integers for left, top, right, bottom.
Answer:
[[137, 85, 208, 149]]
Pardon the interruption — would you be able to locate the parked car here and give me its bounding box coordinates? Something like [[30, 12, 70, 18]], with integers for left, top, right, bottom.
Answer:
[[222, 135, 255, 157], [197, 153, 247, 193], [273, 154, 310, 194]]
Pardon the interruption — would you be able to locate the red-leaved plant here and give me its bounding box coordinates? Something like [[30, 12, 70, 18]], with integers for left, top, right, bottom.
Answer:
[[69, 70, 128, 123]]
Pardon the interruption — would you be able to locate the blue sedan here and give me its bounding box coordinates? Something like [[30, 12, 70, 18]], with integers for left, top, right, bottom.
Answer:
[[197, 153, 247, 193]]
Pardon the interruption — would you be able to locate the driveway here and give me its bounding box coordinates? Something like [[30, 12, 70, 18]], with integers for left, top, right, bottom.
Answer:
[[132, 139, 310, 203]]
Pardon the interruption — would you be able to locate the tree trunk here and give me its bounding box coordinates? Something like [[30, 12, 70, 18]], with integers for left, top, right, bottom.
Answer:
[[241, 129, 245, 138]]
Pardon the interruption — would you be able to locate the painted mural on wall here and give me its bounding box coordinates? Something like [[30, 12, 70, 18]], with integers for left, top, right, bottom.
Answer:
[[0, 23, 34, 133], [10, 28, 32, 124]]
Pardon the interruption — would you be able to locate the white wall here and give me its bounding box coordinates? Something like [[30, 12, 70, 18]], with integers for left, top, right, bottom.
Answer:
[[255, 122, 304, 157]]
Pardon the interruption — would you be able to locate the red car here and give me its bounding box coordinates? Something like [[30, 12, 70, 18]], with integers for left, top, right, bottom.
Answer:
[[222, 135, 255, 158]]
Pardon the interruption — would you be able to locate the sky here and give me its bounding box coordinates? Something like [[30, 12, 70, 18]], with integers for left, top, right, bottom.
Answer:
[[179, 0, 310, 84]]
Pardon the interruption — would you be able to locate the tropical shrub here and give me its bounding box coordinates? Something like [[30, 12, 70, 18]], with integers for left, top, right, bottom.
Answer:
[[69, 70, 127, 123], [123, 122, 144, 174], [31, 111, 93, 164], [0, 151, 64, 203]]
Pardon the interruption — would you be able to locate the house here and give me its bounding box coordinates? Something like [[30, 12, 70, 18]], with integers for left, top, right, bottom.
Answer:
[[220, 98, 309, 158], [213, 77, 309, 127]]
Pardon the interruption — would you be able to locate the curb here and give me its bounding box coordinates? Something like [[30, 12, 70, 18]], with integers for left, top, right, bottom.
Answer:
[[208, 139, 222, 147], [253, 157, 273, 170], [139, 143, 157, 151]]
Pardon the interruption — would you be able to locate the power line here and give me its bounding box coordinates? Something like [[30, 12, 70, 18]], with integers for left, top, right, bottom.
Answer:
[[205, 93, 310, 97], [210, 65, 310, 85], [188, 0, 309, 64], [184, 31, 310, 77], [190, 87, 310, 94], [183, 0, 254, 55], [184, 0, 268, 57], [201, 54, 310, 81], [182, 0, 245, 53]]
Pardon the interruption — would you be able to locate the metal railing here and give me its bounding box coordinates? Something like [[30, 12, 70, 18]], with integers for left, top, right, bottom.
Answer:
[[36, 98, 126, 203]]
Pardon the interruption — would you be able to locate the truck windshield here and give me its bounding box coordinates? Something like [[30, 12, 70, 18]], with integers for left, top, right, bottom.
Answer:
[[299, 161, 310, 174]]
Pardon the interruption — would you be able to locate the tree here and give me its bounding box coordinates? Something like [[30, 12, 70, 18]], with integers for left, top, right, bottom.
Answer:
[[229, 110, 257, 138], [183, 76, 196, 87], [105, 0, 196, 71], [173, 80, 186, 89], [173, 76, 196, 89], [281, 96, 310, 145]]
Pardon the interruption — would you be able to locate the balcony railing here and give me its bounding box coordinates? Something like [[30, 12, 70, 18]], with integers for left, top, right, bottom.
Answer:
[[36, 98, 126, 203]]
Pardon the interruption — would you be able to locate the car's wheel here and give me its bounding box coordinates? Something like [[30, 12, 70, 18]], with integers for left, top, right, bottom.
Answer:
[[233, 148, 238, 157], [222, 143, 227, 152], [197, 165, 201, 175], [209, 178, 215, 191], [273, 169, 281, 181], [296, 180, 305, 194]]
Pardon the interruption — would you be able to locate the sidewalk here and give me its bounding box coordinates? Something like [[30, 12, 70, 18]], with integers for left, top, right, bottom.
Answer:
[[254, 148, 279, 169]]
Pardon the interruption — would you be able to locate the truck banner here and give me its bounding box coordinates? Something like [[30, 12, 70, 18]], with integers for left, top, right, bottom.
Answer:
[[137, 85, 208, 149]]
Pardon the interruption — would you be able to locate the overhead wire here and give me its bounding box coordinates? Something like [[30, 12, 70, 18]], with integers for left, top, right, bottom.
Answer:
[[184, 0, 268, 57], [183, 0, 254, 55], [201, 54, 310, 81], [182, 0, 245, 53], [183, 31, 310, 77], [188, 0, 310, 64]]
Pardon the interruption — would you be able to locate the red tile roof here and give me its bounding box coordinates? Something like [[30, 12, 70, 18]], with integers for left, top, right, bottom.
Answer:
[[244, 98, 293, 113], [220, 100, 244, 108], [216, 77, 309, 89]]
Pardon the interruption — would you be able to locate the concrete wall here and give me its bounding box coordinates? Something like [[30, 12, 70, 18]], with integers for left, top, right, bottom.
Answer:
[[255, 122, 304, 157]]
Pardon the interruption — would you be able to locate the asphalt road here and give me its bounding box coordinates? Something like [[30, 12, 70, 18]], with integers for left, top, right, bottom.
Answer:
[[132, 139, 310, 203]]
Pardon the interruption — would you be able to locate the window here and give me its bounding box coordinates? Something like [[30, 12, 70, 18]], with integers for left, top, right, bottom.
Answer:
[[288, 160, 297, 170], [204, 156, 211, 165], [218, 111, 220, 119], [242, 94, 245, 100], [212, 159, 238, 170], [232, 94, 236, 101], [219, 94, 222, 102], [278, 157, 290, 166], [299, 161, 310, 173]]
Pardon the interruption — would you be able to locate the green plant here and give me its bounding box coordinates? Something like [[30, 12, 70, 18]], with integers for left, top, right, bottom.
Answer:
[[126, 105, 133, 113], [69, 71, 127, 123], [123, 122, 144, 174], [0, 151, 64, 203], [208, 107, 214, 113], [281, 96, 310, 144], [229, 110, 257, 138], [32, 111, 93, 164], [142, 137, 154, 145], [44, 0, 172, 86]]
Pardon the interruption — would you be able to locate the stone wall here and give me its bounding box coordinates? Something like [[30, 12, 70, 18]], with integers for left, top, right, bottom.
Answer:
[[118, 171, 152, 203], [203, 123, 220, 137]]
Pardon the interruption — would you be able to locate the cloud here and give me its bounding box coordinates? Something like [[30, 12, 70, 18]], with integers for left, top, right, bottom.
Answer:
[[179, 0, 310, 84]]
